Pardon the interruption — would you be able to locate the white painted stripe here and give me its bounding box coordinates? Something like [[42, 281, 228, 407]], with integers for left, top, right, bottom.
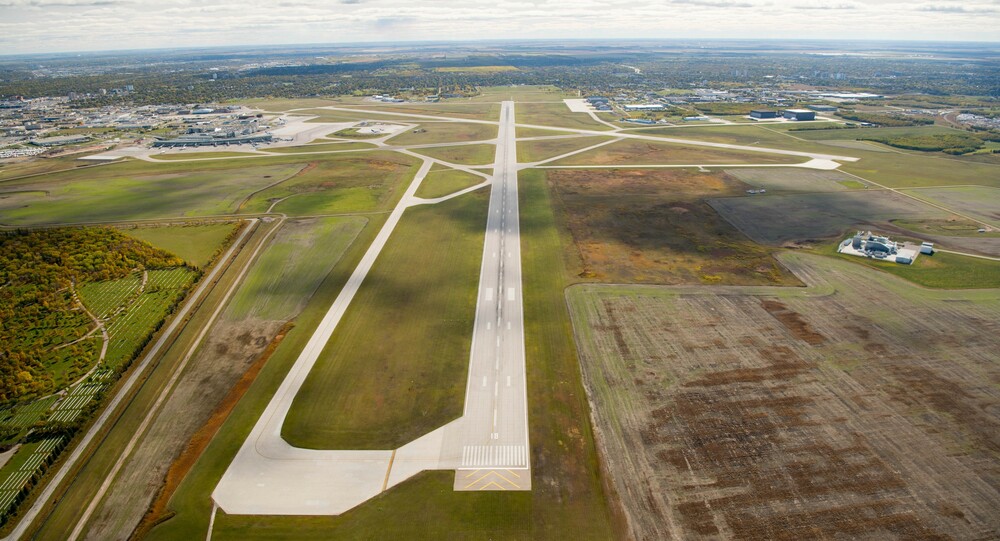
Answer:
[[484, 287, 493, 301], [507, 288, 515, 301], [486, 322, 491, 330]]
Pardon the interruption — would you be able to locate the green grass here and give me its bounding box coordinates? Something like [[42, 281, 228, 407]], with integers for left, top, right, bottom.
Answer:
[[78, 273, 143, 319], [0, 155, 113, 182], [839, 149, 1000, 189], [515, 102, 614, 131], [123, 222, 239, 268], [260, 142, 376, 154], [900, 186, 1000, 227], [103, 268, 196, 369], [240, 152, 420, 216], [415, 169, 486, 199], [0, 161, 307, 225], [626, 124, 840, 154], [409, 144, 496, 166], [335, 102, 501, 121], [385, 123, 498, 146], [152, 152, 260, 160], [549, 138, 805, 166], [226, 217, 368, 322], [822, 243, 1000, 288], [516, 136, 614, 163], [515, 126, 578, 138], [282, 190, 487, 449]]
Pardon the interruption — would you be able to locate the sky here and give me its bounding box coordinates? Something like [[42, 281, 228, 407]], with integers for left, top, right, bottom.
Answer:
[[1, 0, 999, 55]]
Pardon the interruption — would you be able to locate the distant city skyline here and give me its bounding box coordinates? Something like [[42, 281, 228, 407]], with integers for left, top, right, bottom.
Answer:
[[2, 0, 999, 55]]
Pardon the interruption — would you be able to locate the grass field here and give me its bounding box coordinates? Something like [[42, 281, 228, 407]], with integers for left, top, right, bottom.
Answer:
[[152, 152, 260, 160], [282, 190, 488, 449], [515, 126, 577, 138], [567, 251, 1000, 539], [409, 144, 496, 166], [515, 102, 614, 131], [336, 102, 501, 121], [385, 122, 497, 146], [0, 161, 307, 225], [415, 169, 486, 199], [821, 242, 1000, 289], [0, 156, 116, 182], [547, 139, 805, 166], [901, 186, 1000, 228], [627, 124, 840, 154], [516, 136, 614, 163], [239, 152, 420, 216], [537, 168, 800, 286], [724, 168, 856, 193], [709, 190, 952, 246], [260, 142, 376, 154], [123, 222, 240, 268], [227, 217, 368, 322], [839, 150, 1000, 189]]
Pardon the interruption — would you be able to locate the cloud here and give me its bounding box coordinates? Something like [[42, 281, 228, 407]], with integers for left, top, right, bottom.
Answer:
[[671, 0, 755, 7], [793, 2, 859, 10], [918, 4, 997, 13]]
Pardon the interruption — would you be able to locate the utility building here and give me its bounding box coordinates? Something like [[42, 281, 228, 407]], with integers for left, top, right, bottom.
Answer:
[[783, 109, 816, 121], [750, 110, 778, 119]]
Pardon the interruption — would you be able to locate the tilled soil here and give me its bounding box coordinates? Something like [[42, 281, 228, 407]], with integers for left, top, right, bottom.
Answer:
[[569, 253, 1000, 540]]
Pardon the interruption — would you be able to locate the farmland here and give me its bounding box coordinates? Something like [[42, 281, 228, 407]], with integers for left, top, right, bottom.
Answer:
[[567, 252, 1000, 540], [536, 167, 800, 285]]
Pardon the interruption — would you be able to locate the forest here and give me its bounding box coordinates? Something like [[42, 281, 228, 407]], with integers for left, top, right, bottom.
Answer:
[[0, 228, 184, 403]]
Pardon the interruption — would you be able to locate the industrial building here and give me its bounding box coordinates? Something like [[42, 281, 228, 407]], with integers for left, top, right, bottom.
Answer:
[[750, 109, 778, 119], [152, 132, 272, 147], [838, 231, 918, 264], [783, 109, 816, 121], [623, 103, 664, 112], [30, 134, 89, 146], [808, 104, 838, 112]]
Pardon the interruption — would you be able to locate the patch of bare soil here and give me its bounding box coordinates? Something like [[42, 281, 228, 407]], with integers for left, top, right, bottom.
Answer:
[[130, 322, 292, 540], [82, 318, 285, 541], [570, 256, 1000, 540]]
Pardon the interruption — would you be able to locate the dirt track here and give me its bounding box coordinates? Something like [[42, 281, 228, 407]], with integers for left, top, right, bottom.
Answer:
[[569, 253, 1000, 540]]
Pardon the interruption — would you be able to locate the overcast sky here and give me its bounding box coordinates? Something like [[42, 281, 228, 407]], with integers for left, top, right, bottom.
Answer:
[[1, 0, 998, 55]]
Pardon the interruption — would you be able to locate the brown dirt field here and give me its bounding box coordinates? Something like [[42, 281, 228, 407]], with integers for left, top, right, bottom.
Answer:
[[81, 318, 286, 541], [544, 168, 801, 286], [568, 253, 1000, 541], [129, 322, 292, 540]]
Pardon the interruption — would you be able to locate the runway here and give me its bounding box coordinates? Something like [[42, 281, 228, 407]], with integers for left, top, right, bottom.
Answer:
[[213, 101, 528, 516], [453, 100, 531, 489]]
